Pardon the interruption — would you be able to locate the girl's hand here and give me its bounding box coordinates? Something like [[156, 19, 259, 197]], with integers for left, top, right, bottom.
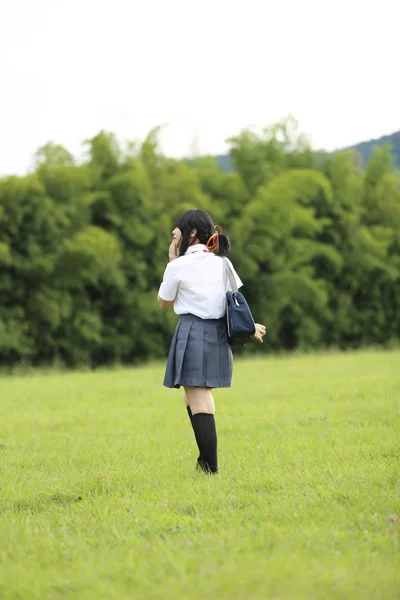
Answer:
[[169, 239, 179, 262], [253, 323, 266, 343]]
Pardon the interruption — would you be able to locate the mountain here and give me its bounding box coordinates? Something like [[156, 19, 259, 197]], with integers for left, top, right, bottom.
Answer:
[[214, 154, 232, 172], [214, 130, 400, 172], [344, 130, 400, 168]]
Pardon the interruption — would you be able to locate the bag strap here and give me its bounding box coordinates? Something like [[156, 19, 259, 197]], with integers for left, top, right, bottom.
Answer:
[[223, 257, 239, 293]]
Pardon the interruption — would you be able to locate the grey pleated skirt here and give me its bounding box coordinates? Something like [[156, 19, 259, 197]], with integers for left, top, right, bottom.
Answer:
[[164, 313, 233, 389]]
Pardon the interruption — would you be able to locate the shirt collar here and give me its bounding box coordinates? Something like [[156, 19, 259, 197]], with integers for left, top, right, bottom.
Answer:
[[185, 244, 208, 256]]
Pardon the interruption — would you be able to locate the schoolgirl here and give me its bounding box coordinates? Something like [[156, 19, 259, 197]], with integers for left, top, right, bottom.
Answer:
[[158, 209, 266, 473]]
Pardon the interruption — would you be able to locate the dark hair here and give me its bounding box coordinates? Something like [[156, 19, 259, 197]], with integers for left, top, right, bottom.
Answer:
[[175, 209, 231, 257]]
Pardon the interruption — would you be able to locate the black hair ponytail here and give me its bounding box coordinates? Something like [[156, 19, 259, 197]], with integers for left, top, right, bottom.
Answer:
[[216, 234, 231, 257]]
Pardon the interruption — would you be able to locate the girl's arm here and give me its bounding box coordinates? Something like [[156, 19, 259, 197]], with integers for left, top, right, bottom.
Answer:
[[157, 239, 179, 309], [157, 295, 174, 309]]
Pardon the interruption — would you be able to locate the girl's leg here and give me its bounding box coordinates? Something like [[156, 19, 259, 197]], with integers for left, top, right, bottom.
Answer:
[[184, 386, 218, 473], [184, 387, 215, 415], [184, 390, 201, 463], [184, 390, 194, 428]]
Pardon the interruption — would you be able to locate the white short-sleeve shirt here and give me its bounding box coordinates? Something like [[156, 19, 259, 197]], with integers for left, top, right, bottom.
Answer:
[[158, 244, 243, 319]]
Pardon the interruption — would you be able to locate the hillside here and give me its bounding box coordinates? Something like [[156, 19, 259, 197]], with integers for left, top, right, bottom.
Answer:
[[215, 130, 400, 171], [346, 130, 400, 168]]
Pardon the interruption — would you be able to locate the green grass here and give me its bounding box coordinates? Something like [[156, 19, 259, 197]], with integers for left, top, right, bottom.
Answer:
[[0, 350, 399, 599]]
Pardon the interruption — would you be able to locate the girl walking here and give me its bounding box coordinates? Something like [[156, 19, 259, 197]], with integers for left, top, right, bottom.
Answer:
[[157, 209, 266, 473]]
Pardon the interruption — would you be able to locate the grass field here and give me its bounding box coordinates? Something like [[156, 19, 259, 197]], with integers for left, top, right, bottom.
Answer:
[[0, 350, 399, 599]]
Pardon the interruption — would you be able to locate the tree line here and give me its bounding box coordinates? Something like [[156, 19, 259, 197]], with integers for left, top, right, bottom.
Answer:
[[0, 118, 399, 368]]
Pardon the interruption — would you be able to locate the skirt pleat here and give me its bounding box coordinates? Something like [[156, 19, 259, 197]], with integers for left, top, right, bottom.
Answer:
[[163, 314, 233, 389]]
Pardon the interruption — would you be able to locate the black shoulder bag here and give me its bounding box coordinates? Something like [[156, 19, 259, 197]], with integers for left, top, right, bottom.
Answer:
[[223, 258, 256, 345]]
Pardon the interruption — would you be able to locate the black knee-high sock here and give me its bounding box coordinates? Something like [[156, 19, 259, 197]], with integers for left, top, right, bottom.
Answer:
[[192, 413, 218, 473]]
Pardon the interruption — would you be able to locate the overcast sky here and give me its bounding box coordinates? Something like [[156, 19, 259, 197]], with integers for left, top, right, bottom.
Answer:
[[1, 0, 398, 176]]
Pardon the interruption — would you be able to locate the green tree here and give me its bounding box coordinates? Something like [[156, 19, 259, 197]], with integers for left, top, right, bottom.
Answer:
[[227, 116, 316, 195], [0, 122, 399, 368], [230, 169, 338, 350]]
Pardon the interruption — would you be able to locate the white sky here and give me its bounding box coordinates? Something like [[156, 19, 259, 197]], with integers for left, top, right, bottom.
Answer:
[[0, 0, 399, 175]]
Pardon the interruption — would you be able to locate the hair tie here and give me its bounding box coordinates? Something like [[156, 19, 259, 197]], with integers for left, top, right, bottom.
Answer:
[[206, 225, 222, 252]]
